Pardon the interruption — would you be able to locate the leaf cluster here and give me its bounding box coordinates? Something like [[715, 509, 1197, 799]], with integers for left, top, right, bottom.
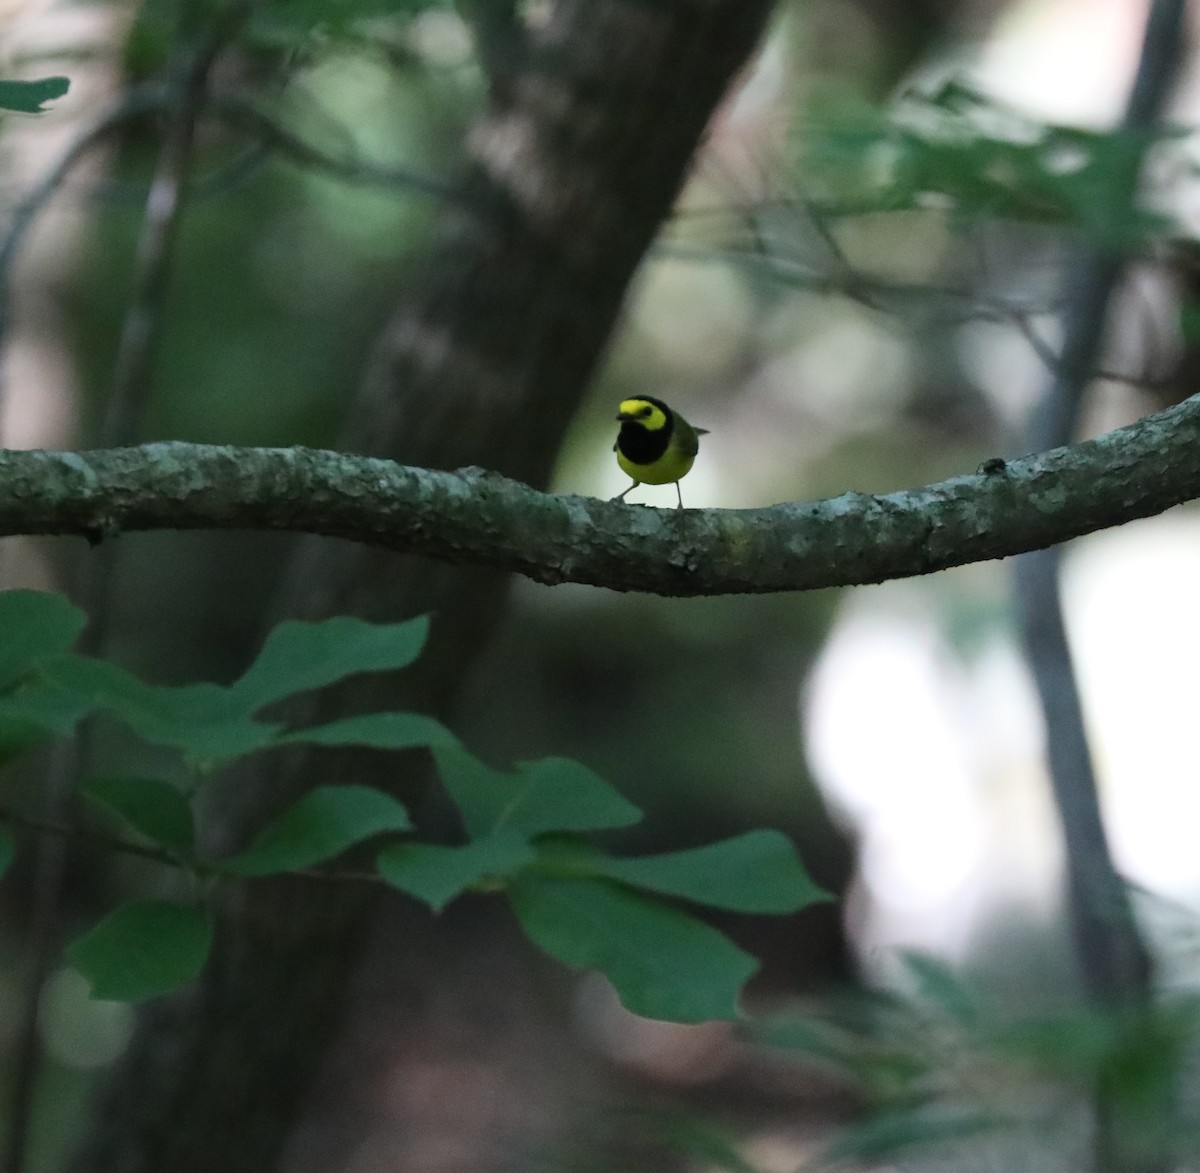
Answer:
[[121, 0, 459, 74], [758, 953, 1200, 1168], [0, 590, 827, 1023], [797, 80, 1179, 248]]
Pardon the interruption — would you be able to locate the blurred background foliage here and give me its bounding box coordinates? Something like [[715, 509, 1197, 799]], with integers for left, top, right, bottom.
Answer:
[[2, 0, 1200, 1170]]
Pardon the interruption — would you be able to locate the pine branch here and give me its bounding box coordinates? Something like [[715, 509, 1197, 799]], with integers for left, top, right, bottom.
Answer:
[[0, 391, 1197, 596]]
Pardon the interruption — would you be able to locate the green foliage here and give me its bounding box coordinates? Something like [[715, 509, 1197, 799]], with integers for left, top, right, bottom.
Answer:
[[378, 830, 534, 912], [820, 1105, 1008, 1165], [758, 954, 1200, 1169], [276, 710, 457, 750], [1180, 296, 1200, 345], [67, 900, 213, 1000], [45, 657, 279, 762], [898, 950, 982, 1027], [0, 592, 94, 764], [0, 591, 86, 689], [0, 591, 825, 1022], [0, 826, 13, 881], [0, 691, 91, 767], [536, 830, 829, 914], [230, 614, 429, 709], [243, 0, 453, 55], [123, 0, 446, 74], [411, 748, 824, 1019], [508, 875, 758, 1023], [0, 77, 70, 114], [222, 784, 411, 875], [434, 748, 643, 839], [84, 776, 196, 861], [624, 1111, 762, 1173], [798, 80, 1175, 248], [45, 613, 432, 766]]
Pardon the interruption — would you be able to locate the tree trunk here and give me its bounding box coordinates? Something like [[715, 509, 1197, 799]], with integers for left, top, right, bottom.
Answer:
[[67, 3, 777, 1171]]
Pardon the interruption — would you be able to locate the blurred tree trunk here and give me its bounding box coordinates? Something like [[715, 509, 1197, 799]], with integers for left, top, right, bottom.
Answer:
[[67, 3, 776, 1172]]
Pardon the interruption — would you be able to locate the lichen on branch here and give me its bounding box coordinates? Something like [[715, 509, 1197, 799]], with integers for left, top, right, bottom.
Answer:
[[0, 393, 1198, 597]]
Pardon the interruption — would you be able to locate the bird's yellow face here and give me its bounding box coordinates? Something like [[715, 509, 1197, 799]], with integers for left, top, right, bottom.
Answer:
[[617, 398, 669, 432]]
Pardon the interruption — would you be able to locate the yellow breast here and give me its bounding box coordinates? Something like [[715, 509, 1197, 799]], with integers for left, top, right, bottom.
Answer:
[[617, 445, 695, 485]]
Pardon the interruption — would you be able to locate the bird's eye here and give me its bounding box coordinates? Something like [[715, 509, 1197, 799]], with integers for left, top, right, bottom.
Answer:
[[638, 406, 652, 417]]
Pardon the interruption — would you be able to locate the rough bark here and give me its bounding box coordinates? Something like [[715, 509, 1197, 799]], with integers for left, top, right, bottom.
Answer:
[[65, 3, 777, 1172], [5, 386, 1200, 597]]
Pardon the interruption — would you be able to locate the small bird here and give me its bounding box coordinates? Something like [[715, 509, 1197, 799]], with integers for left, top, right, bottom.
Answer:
[[611, 396, 708, 510]]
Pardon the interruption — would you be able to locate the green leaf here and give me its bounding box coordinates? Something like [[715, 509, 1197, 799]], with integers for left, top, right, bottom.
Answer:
[[753, 1014, 879, 1086], [508, 876, 757, 1023], [0, 590, 85, 690], [626, 1111, 762, 1173], [0, 826, 13, 881], [435, 748, 642, 841], [67, 900, 212, 1000], [987, 1008, 1126, 1078], [378, 831, 534, 912], [0, 77, 70, 114], [45, 657, 277, 761], [1181, 299, 1200, 346], [83, 776, 195, 860], [222, 784, 411, 876], [278, 710, 456, 750], [231, 614, 429, 711], [821, 1106, 1004, 1164], [0, 715, 58, 765], [0, 680, 96, 765], [897, 951, 981, 1026], [42, 615, 432, 763], [546, 830, 829, 914], [245, 0, 438, 47], [796, 90, 1173, 250], [0, 680, 96, 734]]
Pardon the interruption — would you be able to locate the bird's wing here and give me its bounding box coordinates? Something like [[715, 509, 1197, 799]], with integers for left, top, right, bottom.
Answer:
[[679, 422, 704, 457]]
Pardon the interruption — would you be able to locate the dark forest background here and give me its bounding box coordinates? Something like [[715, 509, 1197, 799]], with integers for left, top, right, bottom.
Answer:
[[1, 1, 1198, 1171]]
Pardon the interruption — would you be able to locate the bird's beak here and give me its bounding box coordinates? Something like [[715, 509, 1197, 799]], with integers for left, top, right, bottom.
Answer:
[[616, 412, 631, 422]]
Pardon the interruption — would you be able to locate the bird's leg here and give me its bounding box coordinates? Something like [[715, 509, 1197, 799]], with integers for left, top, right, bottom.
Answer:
[[611, 481, 638, 503], [675, 482, 684, 510]]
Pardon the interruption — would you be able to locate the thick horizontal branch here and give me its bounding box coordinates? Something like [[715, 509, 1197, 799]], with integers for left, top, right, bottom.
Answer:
[[1, 395, 1199, 596]]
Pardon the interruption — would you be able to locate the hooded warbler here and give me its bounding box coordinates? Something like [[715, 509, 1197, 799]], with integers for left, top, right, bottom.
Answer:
[[611, 396, 709, 510]]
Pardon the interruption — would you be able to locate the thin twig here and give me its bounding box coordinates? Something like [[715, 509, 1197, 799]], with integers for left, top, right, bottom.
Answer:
[[0, 84, 170, 366], [209, 96, 464, 200], [103, 48, 222, 443], [86, 138, 273, 206], [0, 93, 455, 237], [661, 236, 1173, 393], [184, 139, 273, 200], [0, 804, 183, 869]]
